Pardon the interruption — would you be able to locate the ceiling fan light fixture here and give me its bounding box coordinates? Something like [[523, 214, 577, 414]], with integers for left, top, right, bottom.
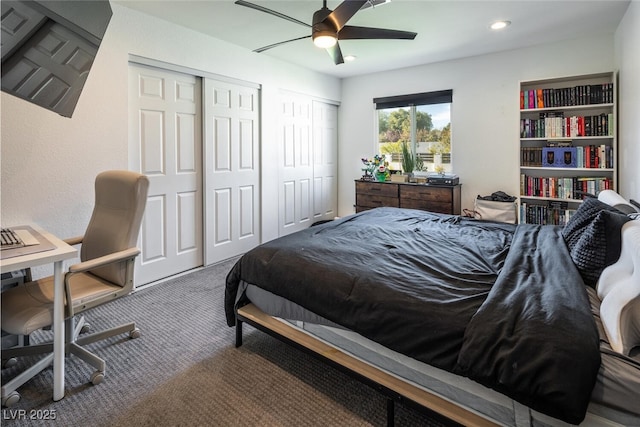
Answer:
[[313, 32, 338, 48], [313, 34, 338, 49]]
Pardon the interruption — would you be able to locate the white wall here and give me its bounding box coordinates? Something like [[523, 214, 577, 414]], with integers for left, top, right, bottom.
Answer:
[[338, 35, 616, 216], [0, 3, 341, 272], [615, 0, 640, 201]]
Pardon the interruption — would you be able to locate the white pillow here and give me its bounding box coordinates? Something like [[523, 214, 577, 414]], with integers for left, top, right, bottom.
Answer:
[[598, 189, 639, 214], [597, 220, 640, 355]]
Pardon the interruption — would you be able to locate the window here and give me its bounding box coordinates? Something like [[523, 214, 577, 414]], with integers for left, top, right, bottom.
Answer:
[[374, 90, 452, 174]]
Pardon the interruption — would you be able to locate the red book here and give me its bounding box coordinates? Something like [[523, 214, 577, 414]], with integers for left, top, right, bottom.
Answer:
[[578, 116, 584, 136]]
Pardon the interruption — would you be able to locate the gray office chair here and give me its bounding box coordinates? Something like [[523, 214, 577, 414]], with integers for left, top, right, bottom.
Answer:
[[1, 170, 149, 407]]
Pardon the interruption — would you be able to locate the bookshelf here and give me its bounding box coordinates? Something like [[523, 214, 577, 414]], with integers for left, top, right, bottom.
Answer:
[[519, 72, 617, 225]]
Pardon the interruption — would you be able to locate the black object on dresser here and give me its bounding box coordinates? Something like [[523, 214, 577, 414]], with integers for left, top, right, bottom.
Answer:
[[355, 180, 461, 215]]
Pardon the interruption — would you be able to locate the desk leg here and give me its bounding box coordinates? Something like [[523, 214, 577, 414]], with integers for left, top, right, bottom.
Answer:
[[52, 260, 65, 401]]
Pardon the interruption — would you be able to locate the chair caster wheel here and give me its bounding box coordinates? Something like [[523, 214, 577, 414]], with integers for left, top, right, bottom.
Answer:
[[2, 358, 17, 368], [90, 371, 104, 385], [80, 323, 92, 334], [2, 391, 20, 407], [129, 328, 141, 339]]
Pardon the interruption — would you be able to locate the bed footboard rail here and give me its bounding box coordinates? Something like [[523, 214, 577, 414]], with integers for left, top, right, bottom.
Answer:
[[235, 303, 497, 427]]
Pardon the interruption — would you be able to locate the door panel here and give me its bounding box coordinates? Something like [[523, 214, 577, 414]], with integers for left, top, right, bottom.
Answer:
[[204, 79, 260, 264], [129, 63, 203, 285], [141, 195, 165, 262]]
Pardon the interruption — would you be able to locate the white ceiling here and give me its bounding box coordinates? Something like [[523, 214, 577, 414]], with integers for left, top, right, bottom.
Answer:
[[116, 0, 631, 79]]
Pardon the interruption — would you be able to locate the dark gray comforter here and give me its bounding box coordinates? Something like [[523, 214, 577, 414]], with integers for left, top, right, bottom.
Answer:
[[225, 207, 601, 424]]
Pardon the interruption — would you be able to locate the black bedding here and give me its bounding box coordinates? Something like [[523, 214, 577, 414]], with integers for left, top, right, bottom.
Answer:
[[225, 207, 601, 424]]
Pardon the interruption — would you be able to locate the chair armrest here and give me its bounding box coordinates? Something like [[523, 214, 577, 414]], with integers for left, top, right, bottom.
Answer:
[[64, 236, 84, 246], [67, 247, 141, 274]]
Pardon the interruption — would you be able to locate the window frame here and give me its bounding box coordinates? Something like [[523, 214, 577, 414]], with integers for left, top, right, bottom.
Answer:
[[374, 90, 453, 173]]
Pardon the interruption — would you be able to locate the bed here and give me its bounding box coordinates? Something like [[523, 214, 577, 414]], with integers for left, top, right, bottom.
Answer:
[[225, 190, 640, 427]]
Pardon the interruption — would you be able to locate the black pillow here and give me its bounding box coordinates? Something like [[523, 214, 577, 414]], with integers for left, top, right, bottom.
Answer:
[[562, 197, 631, 287]]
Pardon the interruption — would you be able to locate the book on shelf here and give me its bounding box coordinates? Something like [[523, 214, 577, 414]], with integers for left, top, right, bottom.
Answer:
[[537, 89, 544, 109], [520, 200, 576, 225], [542, 147, 576, 168], [520, 113, 612, 138], [520, 83, 613, 110], [520, 144, 612, 169], [520, 174, 612, 199]]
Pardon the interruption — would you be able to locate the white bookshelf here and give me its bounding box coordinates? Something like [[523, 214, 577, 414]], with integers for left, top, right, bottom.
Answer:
[[519, 72, 617, 224]]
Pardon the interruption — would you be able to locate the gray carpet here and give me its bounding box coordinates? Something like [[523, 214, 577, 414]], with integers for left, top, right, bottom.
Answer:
[[2, 258, 452, 426]]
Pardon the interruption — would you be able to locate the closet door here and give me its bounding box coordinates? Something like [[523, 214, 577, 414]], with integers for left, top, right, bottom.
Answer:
[[312, 101, 338, 222], [203, 79, 260, 264], [129, 63, 203, 285], [278, 92, 313, 236]]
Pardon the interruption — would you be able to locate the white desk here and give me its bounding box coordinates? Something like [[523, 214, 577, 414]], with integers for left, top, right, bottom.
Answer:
[[0, 225, 77, 401]]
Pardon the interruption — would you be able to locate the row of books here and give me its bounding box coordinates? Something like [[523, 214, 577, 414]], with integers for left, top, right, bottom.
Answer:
[[520, 175, 612, 199], [520, 113, 613, 138], [519, 202, 577, 225], [521, 145, 613, 168], [520, 83, 613, 109]]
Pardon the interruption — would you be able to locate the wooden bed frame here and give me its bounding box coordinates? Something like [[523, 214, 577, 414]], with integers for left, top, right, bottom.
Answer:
[[236, 303, 498, 427]]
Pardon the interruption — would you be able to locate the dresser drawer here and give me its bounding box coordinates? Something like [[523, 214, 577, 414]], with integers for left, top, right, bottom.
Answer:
[[356, 194, 400, 209], [400, 185, 452, 202], [355, 181, 399, 197], [400, 199, 452, 214]]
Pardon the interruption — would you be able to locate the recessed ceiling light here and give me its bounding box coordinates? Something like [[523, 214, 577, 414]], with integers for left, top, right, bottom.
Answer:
[[345, 55, 357, 62], [490, 20, 511, 30]]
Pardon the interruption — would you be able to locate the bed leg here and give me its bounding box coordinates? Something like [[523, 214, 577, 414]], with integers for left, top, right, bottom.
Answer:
[[235, 318, 243, 348], [386, 398, 395, 427]]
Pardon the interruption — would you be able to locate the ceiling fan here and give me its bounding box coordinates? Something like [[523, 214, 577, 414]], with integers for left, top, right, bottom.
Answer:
[[235, 0, 417, 65]]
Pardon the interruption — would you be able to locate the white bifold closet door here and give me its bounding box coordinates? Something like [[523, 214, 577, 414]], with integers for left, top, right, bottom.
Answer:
[[278, 92, 338, 236], [312, 100, 338, 223], [129, 63, 203, 285], [203, 79, 260, 265], [130, 62, 260, 286]]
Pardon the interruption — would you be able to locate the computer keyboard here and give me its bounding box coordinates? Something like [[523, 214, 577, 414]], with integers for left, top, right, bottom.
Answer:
[[1, 228, 25, 250]]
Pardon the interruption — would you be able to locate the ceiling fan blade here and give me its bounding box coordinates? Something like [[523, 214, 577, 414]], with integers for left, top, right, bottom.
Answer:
[[254, 35, 312, 53], [235, 0, 311, 28], [326, 42, 344, 65], [324, 0, 367, 31], [338, 25, 417, 40]]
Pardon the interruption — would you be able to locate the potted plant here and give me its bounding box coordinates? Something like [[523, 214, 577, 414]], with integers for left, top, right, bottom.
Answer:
[[401, 141, 415, 178], [361, 155, 389, 182], [413, 156, 429, 178]]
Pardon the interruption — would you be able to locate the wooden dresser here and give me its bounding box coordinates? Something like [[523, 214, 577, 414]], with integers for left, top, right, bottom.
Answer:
[[355, 180, 461, 215]]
